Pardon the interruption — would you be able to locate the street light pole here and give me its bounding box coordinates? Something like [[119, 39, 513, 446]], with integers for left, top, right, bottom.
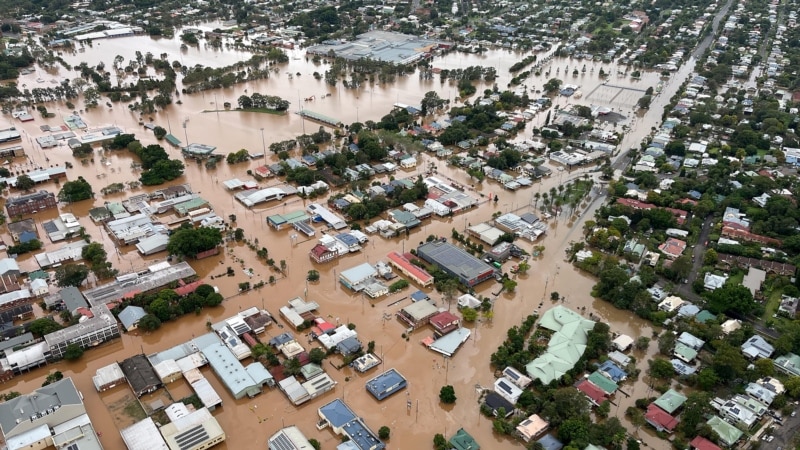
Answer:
[[260, 128, 266, 162]]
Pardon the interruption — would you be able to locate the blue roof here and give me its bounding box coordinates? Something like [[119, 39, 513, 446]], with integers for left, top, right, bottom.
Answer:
[[410, 290, 429, 302], [342, 419, 385, 450], [537, 434, 564, 450], [336, 233, 359, 246], [688, 190, 702, 199], [118, 305, 146, 329], [19, 231, 38, 243], [597, 360, 627, 382], [269, 332, 295, 347], [319, 398, 357, 428], [348, 143, 359, 151], [202, 342, 260, 398], [365, 368, 407, 400]]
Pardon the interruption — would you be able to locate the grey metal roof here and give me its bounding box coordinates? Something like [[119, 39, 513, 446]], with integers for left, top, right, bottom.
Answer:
[[0, 377, 83, 437], [118, 305, 147, 329], [59, 286, 88, 313]]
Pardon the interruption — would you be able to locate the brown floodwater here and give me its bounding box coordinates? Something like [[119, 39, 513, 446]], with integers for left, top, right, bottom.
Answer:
[[0, 14, 731, 446]]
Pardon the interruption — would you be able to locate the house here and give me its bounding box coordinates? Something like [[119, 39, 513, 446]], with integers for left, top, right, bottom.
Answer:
[[120, 354, 162, 397], [612, 334, 633, 352], [516, 414, 549, 442], [742, 267, 766, 296], [424, 328, 471, 357], [0, 378, 103, 450], [7, 218, 37, 242], [310, 243, 339, 264], [645, 403, 679, 432], [689, 436, 721, 450], [502, 366, 532, 389], [721, 319, 741, 334], [536, 434, 564, 450], [93, 362, 126, 392], [608, 351, 631, 367], [745, 382, 776, 406], [674, 343, 698, 363], [396, 299, 439, 330], [429, 311, 460, 336], [44, 286, 88, 314], [449, 428, 480, 450], [677, 332, 705, 351], [494, 377, 523, 404], [0, 258, 20, 277], [576, 379, 608, 406], [779, 295, 799, 317], [29, 278, 48, 297], [525, 306, 595, 384], [653, 389, 687, 414], [703, 273, 728, 291], [483, 391, 515, 417], [597, 361, 627, 382], [741, 335, 774, 360], [118, 305, 147, 331], [658, 238, 687, 259], [587, 371, 618, 395], [658, 296, 685, 313]]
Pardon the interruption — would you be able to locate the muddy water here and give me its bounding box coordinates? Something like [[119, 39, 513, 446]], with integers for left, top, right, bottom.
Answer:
[[0, 146, 668, 449], [0, 15, 735, 448]]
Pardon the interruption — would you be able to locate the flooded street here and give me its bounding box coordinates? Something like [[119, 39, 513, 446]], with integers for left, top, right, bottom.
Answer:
[[0, 5, 737, 444]]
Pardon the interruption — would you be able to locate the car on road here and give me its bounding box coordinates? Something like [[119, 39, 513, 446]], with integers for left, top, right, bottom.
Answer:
[[792, 411, 797, 417]]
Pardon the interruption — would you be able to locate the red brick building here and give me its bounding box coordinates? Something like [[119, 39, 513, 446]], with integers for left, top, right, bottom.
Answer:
[[5, 190, 57, 216]]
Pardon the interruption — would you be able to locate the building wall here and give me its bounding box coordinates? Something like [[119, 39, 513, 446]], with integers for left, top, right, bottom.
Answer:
[[6, 194, 57, 216], [46, 324, 120, 361]]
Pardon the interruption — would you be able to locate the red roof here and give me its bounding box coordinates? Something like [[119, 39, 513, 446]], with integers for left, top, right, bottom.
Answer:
[[174, 280, 203, 297], [387, 251, 433, 284], [690, 436, 721, 450], [617, 198, 656, 210], [311, 244, 333, 257], [314, 318, 335, 333], [576, 380, 607, 405], [122, 290, 141, 299], [76, 307, 94, 319], [645, 404, 679, 432], [429, 311, 460, 331]]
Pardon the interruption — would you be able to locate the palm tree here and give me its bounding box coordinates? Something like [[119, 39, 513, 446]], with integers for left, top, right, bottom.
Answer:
[[533, 192, 541, 208]]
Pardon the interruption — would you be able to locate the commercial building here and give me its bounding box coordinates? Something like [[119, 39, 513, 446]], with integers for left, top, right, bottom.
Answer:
[[93, 362, 126, 392], [365, 368, 407, 400], [429, 311, 460, 336], [318, 399, 385, 450], [5, 190, 58, 216], [44, 303, 120, 361], [423, 327, 471, 357], [159, 407, 226, 450], [416, 241, 497, 287], [307, 203, 347, 230], [201, 342, 262, 399], [386, 251, 434, 287], [306, 30, 449, 65], [234, 185, 297, 207], [120, 354, 162, 397], [83, 261, 196, 306], [0, 377, 103, 450], [121, 417, 169, 450], [339, 263, 378, 291], [34, 240, 89, 268], [268, 426, 314, 450]]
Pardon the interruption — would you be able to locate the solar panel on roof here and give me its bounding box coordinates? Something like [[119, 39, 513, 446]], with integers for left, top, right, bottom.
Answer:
[[175, 424, 209, 450]]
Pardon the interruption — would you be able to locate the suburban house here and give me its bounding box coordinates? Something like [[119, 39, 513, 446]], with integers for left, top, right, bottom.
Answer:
[[741, 335, 774, 360]]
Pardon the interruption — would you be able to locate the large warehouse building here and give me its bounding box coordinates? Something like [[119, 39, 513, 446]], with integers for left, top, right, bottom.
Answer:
[[415, 241, 498, 287]]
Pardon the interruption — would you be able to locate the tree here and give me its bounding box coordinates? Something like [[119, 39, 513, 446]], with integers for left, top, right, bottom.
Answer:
[[540, 388, 591, 427], [138, 314, 162, 331], [308, 438, 321, 450], [378, 426, 390, 439], [658, 331, 676, 355], [15, 174, 35, 191], [706, 283, 761, 317], [63, 343, 84, 360], [167, 226, 223, 258], [58, 177, 94, 203], [754, 358, 775, 377], [711, 341, 748, 382], [703, 248, 718, 265], [635, 336, 650, 351], [679, 392, 712, 435], [153, 126, 167, 139], [502, 278, 518, 292], [28, 318, 63, 338], [461, 307, 478, 322], [648, 358, 674, 379], [307, 270, 320, 282], [597, 400, 611, 418], [697, 368, 719, 390], [439, 385, 457, 404], [433, 434, 448, 450], [308, 347, 326, 365], [55, 264, 90, 287], [283, 357, 302, 376], [42, 371, 63, 386]]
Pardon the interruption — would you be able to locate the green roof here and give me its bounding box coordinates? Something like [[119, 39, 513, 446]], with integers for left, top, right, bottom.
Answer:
[[106, 202, 126, 215], [174, 197, 209, 215], [449, 428, 480, 450], [29, 270, 48, 280], [587, 371, 618, 394], [694, 310, 716, 324], [526, 306, 596, 384], [674, 343, 698, 362], [268, 210, 309, 226], [653, 389, 687, 414], [774, 352, 800, 377], [707, 416, 743, 446], [165, 134, 181, 146]]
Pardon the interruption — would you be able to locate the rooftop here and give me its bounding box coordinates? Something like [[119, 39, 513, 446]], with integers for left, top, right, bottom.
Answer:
[[526, 306, 595, 384], [653, 389, 687, 414], [0, 377, 83, 437], [365, 368, 407, 400], [82, 262, 196, 306], [416, 241, 496, 286]]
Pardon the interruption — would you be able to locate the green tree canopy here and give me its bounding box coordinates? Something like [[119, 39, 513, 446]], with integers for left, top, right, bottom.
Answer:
[[55, 264, 90, 287], [58, 177, 94, 202], [15, 174, 35, 191], [439, 385, 457, 403], [167, 226, 223, 258]]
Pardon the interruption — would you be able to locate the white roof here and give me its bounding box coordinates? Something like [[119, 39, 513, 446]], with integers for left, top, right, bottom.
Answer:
[[120, 417, 169, 450]]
